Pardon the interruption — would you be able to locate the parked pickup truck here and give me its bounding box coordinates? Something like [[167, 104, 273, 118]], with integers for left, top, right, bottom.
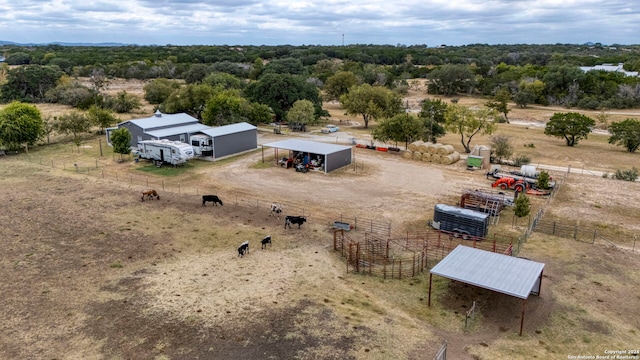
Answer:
[[321, 124, 340, 133]]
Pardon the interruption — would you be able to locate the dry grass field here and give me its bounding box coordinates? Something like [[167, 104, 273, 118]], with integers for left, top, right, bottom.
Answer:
[[1, 79, 639, 359]]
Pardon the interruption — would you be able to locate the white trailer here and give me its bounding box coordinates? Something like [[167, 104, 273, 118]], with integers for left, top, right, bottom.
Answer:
[[189, 134, 213, 157], [136, 139, 194, 167]]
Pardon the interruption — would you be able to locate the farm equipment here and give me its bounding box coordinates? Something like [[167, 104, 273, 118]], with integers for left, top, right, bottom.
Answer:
[[491, 177, 530, 193]]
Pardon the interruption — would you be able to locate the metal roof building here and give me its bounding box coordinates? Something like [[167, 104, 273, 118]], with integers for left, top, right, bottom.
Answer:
[[428, 245, 545, 336], [262, 139, 352, 173], [107, 111, 257, 159]]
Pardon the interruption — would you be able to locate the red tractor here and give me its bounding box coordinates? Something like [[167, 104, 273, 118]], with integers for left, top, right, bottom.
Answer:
[[491, 177, 530, 193]]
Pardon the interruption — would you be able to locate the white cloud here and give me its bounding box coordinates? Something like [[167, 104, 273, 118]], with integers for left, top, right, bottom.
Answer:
[[0, 0, 637, 45]]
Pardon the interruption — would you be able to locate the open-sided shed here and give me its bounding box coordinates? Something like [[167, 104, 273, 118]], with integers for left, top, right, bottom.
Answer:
[[263, 139, 352, 173], [428, 245, 545, 336]]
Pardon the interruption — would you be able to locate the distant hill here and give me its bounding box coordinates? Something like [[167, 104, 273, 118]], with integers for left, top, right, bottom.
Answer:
[[0, 40, 130, 46]]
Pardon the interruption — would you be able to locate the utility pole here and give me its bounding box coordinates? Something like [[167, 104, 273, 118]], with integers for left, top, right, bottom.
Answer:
[[342, 34, 344, 46]]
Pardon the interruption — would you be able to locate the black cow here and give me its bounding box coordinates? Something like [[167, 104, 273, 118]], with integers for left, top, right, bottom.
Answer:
[[238, 241, 249, 257], [261, 235, 272, 249], [202, 195, 223, 206], [284, 216, 306, 229]]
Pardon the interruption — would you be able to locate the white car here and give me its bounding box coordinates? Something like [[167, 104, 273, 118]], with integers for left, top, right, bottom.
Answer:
[[321, 124, 340, 133]]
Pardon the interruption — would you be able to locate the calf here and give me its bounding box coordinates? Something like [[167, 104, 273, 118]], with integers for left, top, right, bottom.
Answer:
[[284, 216, 307, 229], [238, 241, 249, 257], [270, 203, 282, 218], [202, 195, 223, 206], [141, 189, 159, 201], [261, 235, 272, 249]]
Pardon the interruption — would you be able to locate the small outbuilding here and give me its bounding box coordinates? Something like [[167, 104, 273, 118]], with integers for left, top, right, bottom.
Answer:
[[428, 245, 545, 336], [263, 139, 352, 173]]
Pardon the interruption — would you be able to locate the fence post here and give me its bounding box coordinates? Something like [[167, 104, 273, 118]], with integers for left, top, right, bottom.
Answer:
[[552, 222, 556, 235], [95, 159, 98, 169], [354, 217, 357, 230], [51, 159, 54, 168], [593, 230, 596, 244], [574, 225, 577, 240]]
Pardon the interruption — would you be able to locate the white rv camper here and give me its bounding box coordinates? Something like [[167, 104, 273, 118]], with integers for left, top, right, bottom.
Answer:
[[136, 139, 194, 167], [189, 134, 214, 157]]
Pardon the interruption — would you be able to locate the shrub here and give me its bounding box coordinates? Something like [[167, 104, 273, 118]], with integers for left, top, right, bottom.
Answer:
[[512, 154, 531, 167], [536, 170, 551, 189], [613, 167, 638, 182]]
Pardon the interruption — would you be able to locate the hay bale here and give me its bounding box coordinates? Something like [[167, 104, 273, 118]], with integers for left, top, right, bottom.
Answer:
[[430, 143, 444, 154], [441, 151, 460, 165], [421, 152, 432, 162], [401, 150, 413, 159], [437, 144, 455, 156], [417, 141, 432, 153], [430, 153, 441, 163], [408, 141, 423, 152], [412, 151, 423, 160]]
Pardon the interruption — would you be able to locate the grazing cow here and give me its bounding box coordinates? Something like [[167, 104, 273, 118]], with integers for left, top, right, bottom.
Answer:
[[261, 235, 272, 249], [141, 189, 159, 201], [238, 241, 249, 257], [270, 203, 282, 218], [284, 216, 307, 229], [202, 195, 223, 206]]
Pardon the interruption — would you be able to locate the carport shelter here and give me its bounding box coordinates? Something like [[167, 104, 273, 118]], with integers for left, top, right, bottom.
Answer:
[[428, 245, 544, 336], [263, 139, 352, 173]]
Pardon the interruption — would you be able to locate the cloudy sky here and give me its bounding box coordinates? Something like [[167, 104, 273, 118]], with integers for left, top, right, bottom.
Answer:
[[0, 0, 638, 46]]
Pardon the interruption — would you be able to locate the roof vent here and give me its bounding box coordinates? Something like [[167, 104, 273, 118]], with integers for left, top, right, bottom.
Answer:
[[154, 110, 162, 117]]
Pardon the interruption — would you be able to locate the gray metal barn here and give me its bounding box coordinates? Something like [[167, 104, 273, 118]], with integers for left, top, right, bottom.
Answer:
[[263, 139, 352, 173], [428, 245, 545, 336], [107, 111, 257, 159]]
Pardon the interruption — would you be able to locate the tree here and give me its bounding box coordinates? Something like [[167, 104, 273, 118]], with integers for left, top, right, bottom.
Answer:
[[286, 100, 316, 126], [444, 104, 498, 153], [87, 105, 118, 134], [490, 134, 513, 162], [324, 71, 358, 101], [372, 113, 421, 149], [544, 112, 595, 147], [201, 89, 252, 126], [143, 78, 181, 104], [514, 193, 531, 218], [163, 84, 215, 120], [54, 111, 92, 148], [183, 64, 210, 84], [244, 73, 324, 121], [418, 98, 448, 142], [110, 127, 132, 161], [608, 118, 640, 153], [340, 84, 402, 129], [486, 88, 511, 123], [202, 72, 243, 90], [104, 91, 141, 113], [536, 170, 552, 190], [0, 65, 63, 103], [427, 64, 476, 95], [0, 101, 44, 150]]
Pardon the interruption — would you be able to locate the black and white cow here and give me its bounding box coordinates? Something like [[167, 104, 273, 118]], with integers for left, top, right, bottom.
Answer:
[[270, 203, 282, 218], [284, 216, 307, 229], [202, 195, 223, 206], [261, 235, 272, 249], [238, 241, 249, 257]]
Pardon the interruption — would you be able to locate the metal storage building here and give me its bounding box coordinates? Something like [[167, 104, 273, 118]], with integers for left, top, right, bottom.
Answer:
[[263, 139, 352, 173], [428, 245, 545, 336], [107, 111, 257, 159]]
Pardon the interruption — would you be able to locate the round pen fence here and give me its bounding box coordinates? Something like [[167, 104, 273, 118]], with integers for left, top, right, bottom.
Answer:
[[333, 229, 514, 279]]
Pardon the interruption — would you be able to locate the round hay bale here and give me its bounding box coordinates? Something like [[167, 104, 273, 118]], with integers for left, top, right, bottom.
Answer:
[[417, 141, 432, 153], [437, 144, 455, 156], [401, 150, 413, 159], [408, 141, 423, 152], [421, 152, 432, 162], [440, 151, 460, 165], [430, 153, 441, 163], [412, 151, 423, 160], [430, 143, 444, 154]]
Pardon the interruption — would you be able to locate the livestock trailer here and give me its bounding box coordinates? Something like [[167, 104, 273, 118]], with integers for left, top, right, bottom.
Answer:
[[431, 204, 490, 239]]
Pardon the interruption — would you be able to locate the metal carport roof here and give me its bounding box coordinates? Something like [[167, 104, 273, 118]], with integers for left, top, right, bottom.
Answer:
[[146, 123, 211, 138], [428, 245, 545, 335], [262, 139, 351, 155]]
